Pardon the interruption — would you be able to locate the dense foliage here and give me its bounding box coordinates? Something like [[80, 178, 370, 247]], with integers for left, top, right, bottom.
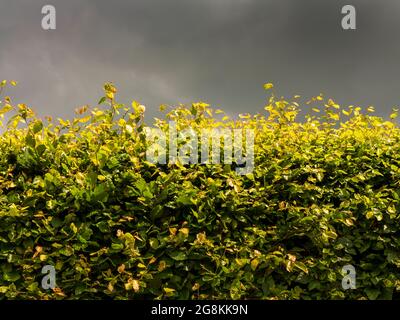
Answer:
[[1, 80, 400, 300]]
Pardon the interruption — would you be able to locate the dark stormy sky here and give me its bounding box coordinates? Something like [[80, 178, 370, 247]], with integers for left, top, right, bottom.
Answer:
[[1, 0, 400, 120]]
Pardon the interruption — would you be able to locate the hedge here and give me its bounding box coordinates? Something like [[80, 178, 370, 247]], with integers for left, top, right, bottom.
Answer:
[[1, 81, 400, 300]]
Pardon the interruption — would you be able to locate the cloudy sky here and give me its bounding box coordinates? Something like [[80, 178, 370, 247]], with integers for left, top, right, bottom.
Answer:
[[0, 0, 400, 120]]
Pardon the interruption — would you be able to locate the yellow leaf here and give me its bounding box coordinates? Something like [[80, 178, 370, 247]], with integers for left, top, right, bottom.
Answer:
[[328, 99, 340, 109], [344, 218, 354, 226], [149, 257, 157, 264], [92, 110, 104, 117], [131, 279, 140, 292], [235, 258, 247, 267], [117, 264, 125, 273], [263, 83, 274, 90], [139, 105, 146, 113], [192, 283, 200, 291], [75, 105, 88, 114], [158, 260, 167, 272], [132, 100, 140, 112], [70, 223, 78, 234], [0, 104, 13, 115], [288, 254, 296, 262], [79, 115, 91, 123], [163, 287, 175, 294], [126, 124, 133, 133], [107, 282, 114, 292], [32, 246, 42, 259], [179, 228, 189, 236], [53, 287, 66, 297], [330, 113, 340, 121], [250, 258, 259, 271]]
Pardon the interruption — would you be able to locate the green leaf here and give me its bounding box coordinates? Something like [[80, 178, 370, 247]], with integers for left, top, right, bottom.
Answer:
[[111, 243, 124, 251], [168, 251, 187, 261], [3, 271, 21, 282], [365, 288, 380, 300], [98, 96, 107, 105], [32, 121, 43, 134], [149, 238, 159, 249]]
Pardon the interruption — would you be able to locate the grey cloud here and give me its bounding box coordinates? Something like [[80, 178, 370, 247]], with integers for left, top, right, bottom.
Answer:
[[0, 0, 399, 121]]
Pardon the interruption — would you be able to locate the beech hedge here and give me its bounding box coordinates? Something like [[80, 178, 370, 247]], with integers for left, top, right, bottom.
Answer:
[[1, 81, 400, 300]]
